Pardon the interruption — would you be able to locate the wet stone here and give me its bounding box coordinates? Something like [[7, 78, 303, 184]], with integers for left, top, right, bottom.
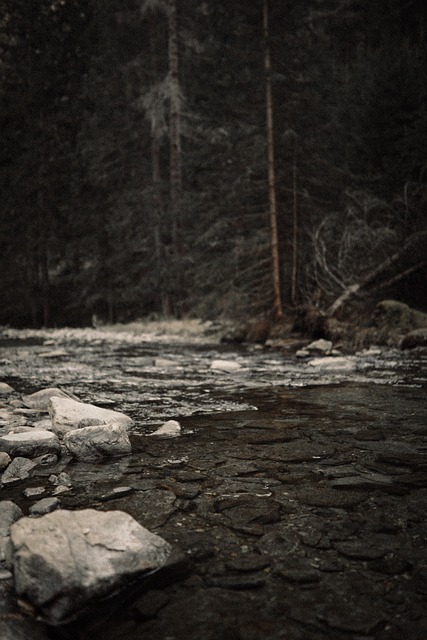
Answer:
[[0, 452, 11, 471], [246, 432, 296, 445], [370, 554, 412, 575], [214, 495, 281, 527], [297, 487, 366, 508], [278, 568, 321, 583], [260, 441, 335, 463], [23, 486, 46, 498], [205, 573, 266, 590], [1, 457, 37, 484], [174, 470, 208, 483], [213, 461, 260, 477], [29, 497, 61, 516], [160, 481, 201, 499], [393, 471, 427, 488], [314, 555, 347, 572], [99, 486, 134, 502], [225, 556, 271, 573], [376, 452, 427, 468], [335, 536, 396, 560], [114, 489, 177, 529], [355, 428, 384, 441], [317, 603, 386, 634], [331, 473, 393, 491]]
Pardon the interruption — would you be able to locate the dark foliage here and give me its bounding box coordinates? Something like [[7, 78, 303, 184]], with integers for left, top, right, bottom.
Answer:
[[0, 0, 426, 326]]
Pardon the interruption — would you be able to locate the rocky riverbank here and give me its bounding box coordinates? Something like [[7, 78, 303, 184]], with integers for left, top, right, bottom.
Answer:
[[0, 325, 426, 639]]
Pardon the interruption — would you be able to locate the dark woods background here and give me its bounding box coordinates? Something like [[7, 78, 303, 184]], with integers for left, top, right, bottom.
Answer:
[[0, 0, 426, 328]]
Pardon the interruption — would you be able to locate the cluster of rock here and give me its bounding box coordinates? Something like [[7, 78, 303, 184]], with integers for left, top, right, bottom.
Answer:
[[0, 385, 180, 629], [0, 387, 134, 485], [0, 500, 173, 626]]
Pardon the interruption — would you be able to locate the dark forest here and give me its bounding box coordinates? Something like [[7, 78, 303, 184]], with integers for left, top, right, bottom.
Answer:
[[0, 0, 426, 328]]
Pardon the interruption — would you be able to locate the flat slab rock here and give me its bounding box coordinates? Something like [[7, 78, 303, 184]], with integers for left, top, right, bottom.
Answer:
[[0, 431, 60, 458], [8, 508, 172, 625], [48, 397, 134, 437]]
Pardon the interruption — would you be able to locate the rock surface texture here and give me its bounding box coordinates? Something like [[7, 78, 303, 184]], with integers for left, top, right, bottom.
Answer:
[[48, 397, 134, 437], [63, 423, 132, 459], [0, 431, 60, 458], [8, 509, 172, 625]]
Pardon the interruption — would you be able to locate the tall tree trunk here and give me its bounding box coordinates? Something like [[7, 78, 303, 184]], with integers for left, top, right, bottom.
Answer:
[[168, 0, 182, 253], [167, 0, 184, 316], [263, 0, 283, 320], [151, 134, 171, 315], [291, 148, 298, 306]]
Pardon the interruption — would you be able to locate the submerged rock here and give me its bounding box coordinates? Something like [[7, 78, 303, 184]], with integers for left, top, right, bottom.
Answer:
[[63, 423, 132, 459], [49, 397, 134, 438], [0, 431, 60, 458], [8, 508, 173, 625]]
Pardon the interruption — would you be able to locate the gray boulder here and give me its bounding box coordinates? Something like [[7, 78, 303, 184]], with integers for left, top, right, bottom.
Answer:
[[49, 397, 134, 438], [8, 508, 172, 625], [63, 423, 131, 460], [0, 500, 23, 566], [0, 451, 11, 471], [1, 457, 37, 485], [306, 338, 333, 353], [0, 382, 14, 395], [29, 497, 61, 516], [0, 500, 23, 537], [0, 431, 60, 458]]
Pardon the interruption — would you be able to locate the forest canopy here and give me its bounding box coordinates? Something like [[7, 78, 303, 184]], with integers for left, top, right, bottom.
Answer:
[[0, 0, 426, 327]]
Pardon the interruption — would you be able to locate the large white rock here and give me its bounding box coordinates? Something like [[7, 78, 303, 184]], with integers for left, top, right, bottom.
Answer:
[[146, 420, 181, 438], [8, 509, 172, 624], [63, 423, 132, 459], [306, 339, 333, 352], [308, 356, 357, 371], [48, 397, 133, 438], [0, 382, 14, 395], [210, 359, 242, 372], [0, 431, 60, 458], [22, 388, 79, 411]]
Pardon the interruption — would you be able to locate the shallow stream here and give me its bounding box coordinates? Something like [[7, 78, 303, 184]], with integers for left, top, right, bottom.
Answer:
[[1, 328, 426, 640]]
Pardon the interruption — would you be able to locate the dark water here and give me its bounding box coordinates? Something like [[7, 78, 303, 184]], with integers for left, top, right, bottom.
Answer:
[[1, 332, 426, 639]]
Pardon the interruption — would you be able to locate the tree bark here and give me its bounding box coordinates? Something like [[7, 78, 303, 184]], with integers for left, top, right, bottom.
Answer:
[[263, 0, 283, 320], [291, 148, 298, 306], [168, 0, 182, 252]]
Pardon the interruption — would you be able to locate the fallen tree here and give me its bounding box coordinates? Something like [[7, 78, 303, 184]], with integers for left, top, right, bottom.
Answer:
[[327, 227, 427, 315]]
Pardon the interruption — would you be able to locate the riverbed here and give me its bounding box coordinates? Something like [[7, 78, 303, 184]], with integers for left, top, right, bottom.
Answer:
[[1, 326, 426, 640]]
